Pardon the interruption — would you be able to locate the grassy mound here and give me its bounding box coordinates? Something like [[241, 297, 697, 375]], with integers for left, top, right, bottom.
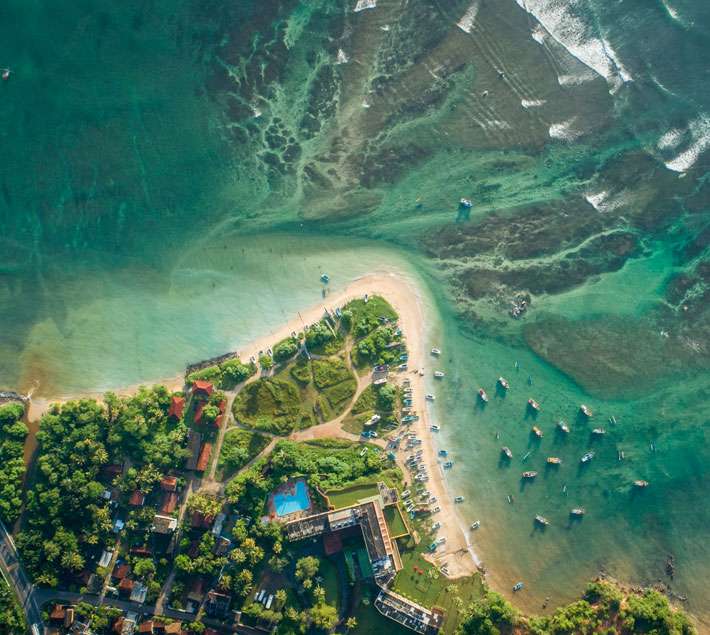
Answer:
[[232, 378, 314, 435]]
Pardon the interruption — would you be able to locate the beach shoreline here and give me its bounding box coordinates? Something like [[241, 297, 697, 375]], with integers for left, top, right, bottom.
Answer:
[[23, 271, 479, 579]]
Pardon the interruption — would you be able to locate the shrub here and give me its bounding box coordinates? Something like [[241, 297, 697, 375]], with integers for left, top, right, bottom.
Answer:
[[273, 337, 300, 363]]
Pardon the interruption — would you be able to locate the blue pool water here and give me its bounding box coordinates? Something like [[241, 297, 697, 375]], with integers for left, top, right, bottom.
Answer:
[[273, 480, 311, 517]]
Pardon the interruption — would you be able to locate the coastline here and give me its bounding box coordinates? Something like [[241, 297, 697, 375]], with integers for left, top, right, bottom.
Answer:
[[23, 270, 479, 579]]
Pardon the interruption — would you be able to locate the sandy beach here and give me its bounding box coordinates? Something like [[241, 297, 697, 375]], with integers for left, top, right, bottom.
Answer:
[[23, 271, 478, 578]]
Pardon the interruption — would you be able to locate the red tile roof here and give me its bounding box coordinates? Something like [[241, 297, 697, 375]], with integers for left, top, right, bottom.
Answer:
[[129, 490, 145, 506], [192, 380, 213, 396], [50, 605, 66, 621], [196, 442, 212, 472], [168, 396, 185, 420], [194, 401, 205, 424], [138, 621, 154, 633], [161, 492, 178, 514], [119, 578, 134, 592], [113, 563, 129, 580], [160, 476, 178, 492], [190, 511, 214, 529], [213, 400, 227, 428]]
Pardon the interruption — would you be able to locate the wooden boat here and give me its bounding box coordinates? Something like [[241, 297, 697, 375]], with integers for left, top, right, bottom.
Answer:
[[580, 452, 595, 463], [497, 376, 509, 390], [570, 508, 585, 517], [546, 457, 562, 465], [528, 398, 541, 411], [470, 520, 480, 530], [592, 428, 606, 436], [580, 404, 593, 417], [521, 471, 538, 479], [532, 426, 543, 438], [501, 446, 513, 459], [633, 480, 649, 488], [535, 515, 549, 526], [434, 371, 445, 378], [431, 348, 441, 356], [513, 582, 524, 592], [557, 420, 570, 433], [454, 496, 465, 503]]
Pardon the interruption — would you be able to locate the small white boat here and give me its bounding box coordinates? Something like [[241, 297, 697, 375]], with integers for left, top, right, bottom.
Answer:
[[470, 520, 480, 530], [580, 404, 593, 417], [1, 69, 10, 81], [535, 515, 549, 526], [513, 582, 524, 592], [497, 376, 509, 390], [580, 451, 595, 463], [592, 428, 606, 436], [501, 446, 513, 459], [434, 371, 445, 378], [570, 508, 585, 517], [431, 348, 442, 356], [528, 398, 541, 412], [430, 424, 440, 432], [320, 273, 330, 283], [459, 198, 472, 208], [425, 393, 435, 401], [478, 388, 488, 403], [454, 495, 465, 503]]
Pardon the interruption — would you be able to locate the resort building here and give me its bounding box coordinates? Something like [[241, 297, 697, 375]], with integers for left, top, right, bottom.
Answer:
[[282, 482, 441, 632]]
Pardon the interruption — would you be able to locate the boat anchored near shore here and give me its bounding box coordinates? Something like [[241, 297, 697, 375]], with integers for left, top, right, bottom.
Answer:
[[580, 404, 593, 418], [527, 398, 541, 412], [497, 376, 509, 390], [478, 388, 488, 403]]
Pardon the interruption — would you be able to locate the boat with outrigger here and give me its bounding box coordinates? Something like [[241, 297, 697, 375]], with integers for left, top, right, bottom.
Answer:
[[501, 446, 513, 459], [497, 376, 509, 390], [557, 420, 570, 433], [534, 515, 549, 526], [522, 471, 537, 480], [532, 426, 543, 438], [580, 404, 593, 418], [527, 398, 541, 412], [425, 394, 436, 401], [580, 451, 595, 463], [478, 388, 488, 403], [546, 456, 561, 465], [570, 508, 585, 517]]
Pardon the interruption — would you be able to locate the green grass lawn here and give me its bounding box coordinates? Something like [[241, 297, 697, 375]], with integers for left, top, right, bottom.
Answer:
[[345, 296, 398, 334], [326, 483, 380, 509], [384, 505, 409, 538], [349, 584, 411, 635], [216, 428, 271, 480], [232, 377, 314, 435], [320, 557, 340, 610], [391, 519, 485, 634]]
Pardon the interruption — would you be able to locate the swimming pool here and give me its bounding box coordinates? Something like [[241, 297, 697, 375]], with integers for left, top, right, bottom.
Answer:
[[273, 479, 311, 517]]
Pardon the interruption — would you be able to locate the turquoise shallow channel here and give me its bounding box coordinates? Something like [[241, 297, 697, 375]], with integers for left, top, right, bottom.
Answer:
[[1, 0, 709, 628]]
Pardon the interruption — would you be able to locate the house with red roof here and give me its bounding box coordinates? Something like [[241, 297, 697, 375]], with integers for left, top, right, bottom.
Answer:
[[160, 476, 178, 492], [167, 396, 185, 420], [129, 490, 145, 507], [161, 492, 178, 514], [192, 380, 213, 398], [196, 442, 212, 472]]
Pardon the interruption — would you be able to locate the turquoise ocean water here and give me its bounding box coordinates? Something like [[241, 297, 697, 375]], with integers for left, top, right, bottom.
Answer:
[[1, 0, 709, 627]]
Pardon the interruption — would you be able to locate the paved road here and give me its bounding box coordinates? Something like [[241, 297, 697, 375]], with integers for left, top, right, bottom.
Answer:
[[0, 519, 43, 629]]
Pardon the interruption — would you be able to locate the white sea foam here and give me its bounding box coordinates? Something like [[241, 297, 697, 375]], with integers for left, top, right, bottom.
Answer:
[[557, 71, 596, 86], [521, 99, 546, 109], [354, 0, 376, 12], [549, 118, 583, 141], [663, 116, 710, 173], [657, 128, 684, 151], [660, 0, 689, 27], [516, 0, 633, 90], [336, 49, 349, 64], [457, 1, 480, 33], [584, 189, 626, 212]]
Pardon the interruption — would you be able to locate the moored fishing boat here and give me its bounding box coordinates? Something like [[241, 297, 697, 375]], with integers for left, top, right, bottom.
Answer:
[[470, 520, 480, 530], [557, 420, 570, 433], [434, 370, 445, 378], [592, 427, 606, 436], [570, 508, 585, 517], [501, 446, 513, 459], [478, 388, 488, 403], [497, 376, 509, 390], [535, 515, 549, 526], [580, 404, 593, 417], [431, 347, 441, 356], [513, 582, 524, 592], [546, 456, 561, 465], [425, 393, 435, 401], [454, 495, 465, 503], [634, 480, 649, 488], [522, 471, 537, 479], [580, 451, 595, 463], [320, 273, 330, 283], [528, 398, 541, 412], [532, 426, 543, 438]]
